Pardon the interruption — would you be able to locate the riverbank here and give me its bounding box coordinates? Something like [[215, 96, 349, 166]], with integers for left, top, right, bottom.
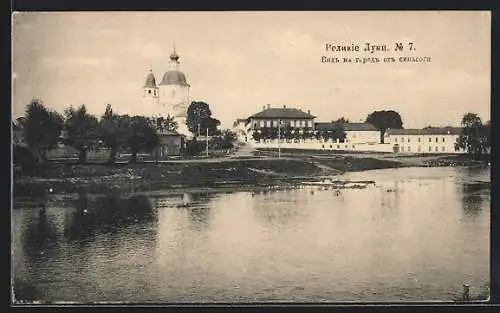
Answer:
[[13, 153, 487, 200]]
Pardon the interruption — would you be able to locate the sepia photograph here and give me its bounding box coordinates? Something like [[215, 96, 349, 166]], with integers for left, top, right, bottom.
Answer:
[[11, 11, 491, 304]]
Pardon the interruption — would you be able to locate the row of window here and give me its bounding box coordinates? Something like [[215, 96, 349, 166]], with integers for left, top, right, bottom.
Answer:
[[254, 120, 313, 128], [394, 137, 447, 143], [322, 144, 355, 149], [400, 146, 458, 152]]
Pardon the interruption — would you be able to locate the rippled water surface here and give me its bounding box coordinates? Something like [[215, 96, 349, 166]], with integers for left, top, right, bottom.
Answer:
[[12, 167, 490, 303]]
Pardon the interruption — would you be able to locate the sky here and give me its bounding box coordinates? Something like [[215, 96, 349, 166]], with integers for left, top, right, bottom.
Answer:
[[12, 11, 491, 129]]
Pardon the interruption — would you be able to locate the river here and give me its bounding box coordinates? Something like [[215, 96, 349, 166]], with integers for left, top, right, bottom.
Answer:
[[12, 166, 490, 303]]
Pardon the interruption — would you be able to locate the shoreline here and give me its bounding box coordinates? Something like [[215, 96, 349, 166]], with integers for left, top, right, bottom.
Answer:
[[13, 153, 487, 201]]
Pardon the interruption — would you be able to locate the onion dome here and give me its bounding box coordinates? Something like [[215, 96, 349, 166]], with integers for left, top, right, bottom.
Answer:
[[143, 70, 157, 88], [160, 71, 189, 86], [170, 50, 180, 62]]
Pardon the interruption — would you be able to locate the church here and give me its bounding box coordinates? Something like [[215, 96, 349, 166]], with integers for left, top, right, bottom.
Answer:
[[142, 48, 191, 136], [141, 48, 191, 157]]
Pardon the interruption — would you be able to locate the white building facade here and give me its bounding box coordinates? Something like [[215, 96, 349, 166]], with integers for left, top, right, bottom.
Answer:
[[385, 127, 466, 154]]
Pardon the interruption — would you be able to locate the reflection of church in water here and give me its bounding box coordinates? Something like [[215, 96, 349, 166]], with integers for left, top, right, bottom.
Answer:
[[141, 48, 192, 156]]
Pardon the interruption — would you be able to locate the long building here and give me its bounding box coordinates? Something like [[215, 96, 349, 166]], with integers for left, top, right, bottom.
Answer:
[[385, 127, 465, 154], [233, 105, 467, 154]]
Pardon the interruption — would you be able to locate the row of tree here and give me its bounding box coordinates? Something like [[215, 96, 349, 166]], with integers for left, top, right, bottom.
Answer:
[[15, 100, 174, 164], [252, 125, 347, 142], [14, 99, 237, 164]]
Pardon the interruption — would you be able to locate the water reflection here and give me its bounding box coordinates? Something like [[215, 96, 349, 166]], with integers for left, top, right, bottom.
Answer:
[[22, 207, 59, 259], [12, 167, 490, 303], [64, 192, 157, 244], [461, 182, 488, 220], [252, 190, 303, 227]]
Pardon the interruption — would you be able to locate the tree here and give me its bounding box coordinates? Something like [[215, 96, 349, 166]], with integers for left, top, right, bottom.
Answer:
[[365, 110, 403, 143], [331, 123, 347, 142], [455, 113, 489, 159], [333, 117, 350, 123], [186, 101, 220, 136], [155, 114, 178, 133], [99, 104, 129, 164], [63, 105, 100, 164], [124, 116, 159, 163], [215, 129, 237, 150], [252, 130, 262, 142], [23, 99, 64, 162], [483, 120, 491, 149]]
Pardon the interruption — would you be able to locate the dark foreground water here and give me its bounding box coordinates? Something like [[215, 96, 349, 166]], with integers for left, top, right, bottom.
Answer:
[[12, 167, 490, 303]]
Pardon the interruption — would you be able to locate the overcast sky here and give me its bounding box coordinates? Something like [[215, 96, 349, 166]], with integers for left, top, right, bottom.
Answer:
[[12, 11, 490, 128]]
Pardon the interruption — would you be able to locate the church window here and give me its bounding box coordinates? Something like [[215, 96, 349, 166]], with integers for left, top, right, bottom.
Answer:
[[148, 90, 151, 94]]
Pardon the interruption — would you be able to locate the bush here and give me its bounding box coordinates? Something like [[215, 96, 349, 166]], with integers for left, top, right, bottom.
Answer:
[[13, 146, 36, 168], [184, 139, 205, 156]]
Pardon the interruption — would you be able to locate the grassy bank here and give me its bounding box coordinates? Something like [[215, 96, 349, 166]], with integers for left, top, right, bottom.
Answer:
[[14, 151, 486, 199], [13, 156, 405, 199]]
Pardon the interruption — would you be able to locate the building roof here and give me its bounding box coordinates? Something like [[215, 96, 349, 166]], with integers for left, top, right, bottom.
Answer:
[[249, 107, 315, 119], [159, 70, 190, 86], [144, 71, 158, 88], [386, 127, 462, 136], [315, 122, 378, 131], [233, 118, 248, 127]]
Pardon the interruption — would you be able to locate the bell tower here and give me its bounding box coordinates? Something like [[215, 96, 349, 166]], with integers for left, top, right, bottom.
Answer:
[[142, 67, 160, 117]]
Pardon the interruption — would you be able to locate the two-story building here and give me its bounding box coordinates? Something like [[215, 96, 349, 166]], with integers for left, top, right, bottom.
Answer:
[[245, 104, 316, 142], [385, 127, 465, 154]]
